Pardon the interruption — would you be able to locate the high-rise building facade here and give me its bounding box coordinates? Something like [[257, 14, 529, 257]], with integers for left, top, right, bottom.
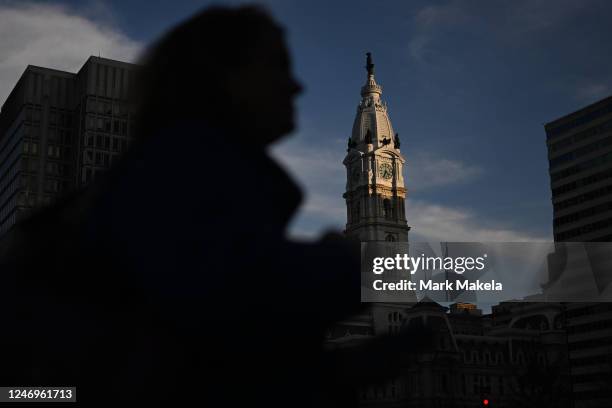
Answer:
[[545, 96, 612, 408], [545, 96, 612, 242], [0, 56, 138, 237]]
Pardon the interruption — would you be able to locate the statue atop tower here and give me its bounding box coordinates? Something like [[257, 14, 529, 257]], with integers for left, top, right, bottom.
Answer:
[[343, 53, 410, 242], [365, 52, 375, 76]]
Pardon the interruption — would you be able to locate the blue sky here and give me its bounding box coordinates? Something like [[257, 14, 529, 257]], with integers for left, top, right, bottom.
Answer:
[[2, 0, 612, 241]]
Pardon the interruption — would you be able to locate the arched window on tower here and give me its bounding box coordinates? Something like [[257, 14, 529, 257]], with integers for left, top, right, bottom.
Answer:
[[385, 234, 396, 242], [383, 198, 392, 220]]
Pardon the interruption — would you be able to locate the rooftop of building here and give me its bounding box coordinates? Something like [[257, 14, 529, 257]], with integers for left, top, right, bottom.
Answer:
[[544, 94, 612, 140]]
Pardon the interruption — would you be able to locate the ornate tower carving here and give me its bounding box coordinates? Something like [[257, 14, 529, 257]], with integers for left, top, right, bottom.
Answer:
[[343, 53, 410, 242]]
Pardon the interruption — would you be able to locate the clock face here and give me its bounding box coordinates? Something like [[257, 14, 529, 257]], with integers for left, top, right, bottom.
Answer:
[[379, 163, 393, 180]]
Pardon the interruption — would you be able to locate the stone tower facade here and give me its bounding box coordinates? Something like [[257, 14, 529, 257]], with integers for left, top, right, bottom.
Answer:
[[343, 53, 410, 242]]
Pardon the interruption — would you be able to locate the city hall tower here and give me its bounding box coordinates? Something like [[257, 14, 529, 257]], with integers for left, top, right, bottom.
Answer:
[[343, 53, 410, 242]]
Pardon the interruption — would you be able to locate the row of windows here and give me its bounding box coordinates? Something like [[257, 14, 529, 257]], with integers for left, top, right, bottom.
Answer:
[[15, 192, 55, 208], [549, 117, 612, 152], [362, 374, 506, 400], [45, 162, 71, 177], [566, 304, 612, 318], [571, 353, 612, 367], [84, 133, 129, 152], [42, 178, 69, 193], [82, 166, 108, 184], [18, 158, 70, 182], [82, 150, 119, 168], [48, 108, 72, 128], [46, 144, 68, 159], [24, 124, 41, 139], [16, 191, 37, 208], [22, 124, 69, 145], [553, 202, 612, 227], [573, 388, 612, 400], [568, 335, 612, 351], [567, 318, 612, 335], [553, 168, 612, 198], [24, 107, 42, 123], [47, 127, 73, 145], [550, 151, 612, 182], [93, 64, 133, 100], [549, 135, 612, 168], [20, 175, 36, 190], [85, 115, 130, 136], [23, 142, 39, 155], [462, 349, 506, 365], [554, 183, 612, 211], [20, 145, 68, 162], [555, 217, 612, 241], [546, 102, 612, 140], [573, 372, 612, 385], [86, 98, 130, 118]]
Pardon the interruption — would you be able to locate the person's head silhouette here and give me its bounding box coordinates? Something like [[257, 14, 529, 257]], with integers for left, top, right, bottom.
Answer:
[[135, 5, 303, 147]]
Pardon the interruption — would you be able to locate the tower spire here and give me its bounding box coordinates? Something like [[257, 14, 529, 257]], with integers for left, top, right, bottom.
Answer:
[[344, 53, 410, 242], [361, 52, 382, 97]]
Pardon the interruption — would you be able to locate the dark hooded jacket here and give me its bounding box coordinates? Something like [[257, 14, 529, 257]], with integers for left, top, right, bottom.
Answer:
[[0, 120, 362, 407]]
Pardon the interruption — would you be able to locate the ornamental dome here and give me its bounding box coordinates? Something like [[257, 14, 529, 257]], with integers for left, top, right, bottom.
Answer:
[[349, 52, 399, 151]]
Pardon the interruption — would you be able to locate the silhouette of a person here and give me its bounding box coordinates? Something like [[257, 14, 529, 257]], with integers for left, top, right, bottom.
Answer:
[[0, 6, 430, 407]]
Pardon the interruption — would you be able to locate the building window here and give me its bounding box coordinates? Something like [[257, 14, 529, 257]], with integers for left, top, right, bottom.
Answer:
[[45, 179, 60, 193], [47, 145, 60, 158], [383, 199, 392, 219]]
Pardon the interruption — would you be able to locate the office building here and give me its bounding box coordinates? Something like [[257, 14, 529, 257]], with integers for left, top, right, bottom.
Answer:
[[545, 96, 612, 242], [545, 96, 612, 407], [0, 56, 138, 237]]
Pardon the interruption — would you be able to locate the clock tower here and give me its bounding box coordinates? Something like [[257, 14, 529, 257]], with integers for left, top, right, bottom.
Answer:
[[343, 53, 410, 242]]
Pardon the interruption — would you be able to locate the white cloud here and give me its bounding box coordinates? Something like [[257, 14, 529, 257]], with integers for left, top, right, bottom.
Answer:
[[0, 2, 142, 105], [407, 200, 548, 242], [406, 151, 481, 191], [574, 81, 612, 104], [271, 138, 545, 242], [270, 134, 347, 229]]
